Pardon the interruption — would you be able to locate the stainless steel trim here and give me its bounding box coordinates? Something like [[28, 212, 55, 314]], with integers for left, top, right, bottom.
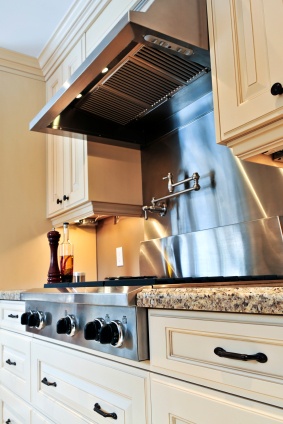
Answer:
[[110, 320, 125, 348], [140, 216, 283, 278], [35, 311, 45, 330], [66, 314, 77, 337], [21, 286, 149, 306], [94, 318, 105, 343]]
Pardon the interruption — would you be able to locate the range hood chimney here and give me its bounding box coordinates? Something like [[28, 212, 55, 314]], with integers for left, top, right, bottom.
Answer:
[[30, 0, 210, 148]]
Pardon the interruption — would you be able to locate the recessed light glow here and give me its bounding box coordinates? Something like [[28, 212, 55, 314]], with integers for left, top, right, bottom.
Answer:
[[102, 67, 109, 73], [76, 94, 82, 98]]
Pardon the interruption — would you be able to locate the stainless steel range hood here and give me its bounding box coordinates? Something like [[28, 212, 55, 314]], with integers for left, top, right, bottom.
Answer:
[[30, 0, 210, 148]]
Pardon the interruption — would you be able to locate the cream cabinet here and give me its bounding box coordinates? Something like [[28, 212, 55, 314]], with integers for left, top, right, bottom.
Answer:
[[31, 339, 149, 424], [46, 28, 143, 224], [47, 38, 87, 218], [151, 374, 283, 424], [207, 0, 283, 160], [86, 0, 144, 57]]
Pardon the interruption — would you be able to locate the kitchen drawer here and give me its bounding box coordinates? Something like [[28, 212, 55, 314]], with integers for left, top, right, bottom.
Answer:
[[151, 374, 283, 424], [0, 329, 31, 402], [32, 410, 55, 424], [0, 384, 32, 424], [0, 300, 25, 333], [149, 310, 283, 408], [31, 340, 149, 424]]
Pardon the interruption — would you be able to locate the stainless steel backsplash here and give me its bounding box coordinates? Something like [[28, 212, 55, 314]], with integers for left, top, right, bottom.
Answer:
[[140, 90, 283, 277]]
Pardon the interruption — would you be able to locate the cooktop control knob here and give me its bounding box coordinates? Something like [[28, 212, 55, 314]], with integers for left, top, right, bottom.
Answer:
[[84, 318, 105, 342], [99, 320, 125, 348], [21, 311, 45, 330], [56, 314, 77, 337]]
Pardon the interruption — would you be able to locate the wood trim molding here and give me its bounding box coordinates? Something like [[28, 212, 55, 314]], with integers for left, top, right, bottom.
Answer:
[[0, 47, 44, 81], [51, 201, 142, 227], [227, 118, 283, 159], [38, 0, 111, 81]]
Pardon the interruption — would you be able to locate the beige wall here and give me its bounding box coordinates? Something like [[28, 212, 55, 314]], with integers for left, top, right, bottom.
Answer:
[[96, 217, 144, 280], [0, 60, 97, 289]]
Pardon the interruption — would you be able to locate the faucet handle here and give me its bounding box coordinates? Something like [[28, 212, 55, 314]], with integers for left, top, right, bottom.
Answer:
[[163, 172, 173, 180]]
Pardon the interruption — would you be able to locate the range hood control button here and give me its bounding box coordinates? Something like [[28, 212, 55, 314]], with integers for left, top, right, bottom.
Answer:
[[99, 320, 125, 348], [57, 314, 77, 337], [84, 318, 105, 342]]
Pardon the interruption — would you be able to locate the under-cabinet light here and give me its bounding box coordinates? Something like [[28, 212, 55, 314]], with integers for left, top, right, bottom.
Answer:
[[76, 94, 82, 99], [102, 67, 109, 73]]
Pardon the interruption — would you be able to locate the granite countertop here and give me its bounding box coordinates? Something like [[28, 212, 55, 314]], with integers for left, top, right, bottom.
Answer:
[[0, 290, 26, 301], [137, 286, 283, 314]]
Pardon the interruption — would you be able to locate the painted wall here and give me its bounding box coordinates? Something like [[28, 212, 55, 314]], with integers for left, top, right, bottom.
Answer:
[[96, 217, 144, 280], [0, 54, 97, 289]]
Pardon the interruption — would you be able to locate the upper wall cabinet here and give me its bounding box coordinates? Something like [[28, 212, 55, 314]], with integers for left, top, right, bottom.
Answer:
[[207, 0, 283, 160]]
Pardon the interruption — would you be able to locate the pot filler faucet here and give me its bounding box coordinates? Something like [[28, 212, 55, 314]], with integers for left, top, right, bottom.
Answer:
[[142, 172, 200, 220]]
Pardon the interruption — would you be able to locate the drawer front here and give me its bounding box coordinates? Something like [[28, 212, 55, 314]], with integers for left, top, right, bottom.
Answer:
[[0, 301, 25, 332], [31, 340, 149, 424], [151, 374, 283, 424], [32, 410, 55, 424], [149, 310, 283, 407], [0, 384, 32, 424], [0, 330, 31, 401]]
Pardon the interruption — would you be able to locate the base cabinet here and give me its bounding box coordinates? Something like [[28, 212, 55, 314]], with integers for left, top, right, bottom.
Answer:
[[151, 374, 283, 424]]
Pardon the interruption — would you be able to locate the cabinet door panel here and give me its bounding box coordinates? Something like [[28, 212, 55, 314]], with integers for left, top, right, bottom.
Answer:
[[47, 135, 64, 216], [151, 374, 283, 424], [62, 36, 85, 85], [46, 66, 64, 216], [63, 136, 88, 209], [209, 0, 283, 142], [0, 385, 31, 424]]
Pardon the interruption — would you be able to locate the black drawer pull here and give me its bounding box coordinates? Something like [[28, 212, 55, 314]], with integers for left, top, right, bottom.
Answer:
[[41, 377, 57, 387], [6, 359, 16, 366], [94, 403, 117, 419], [214, 347, 267, 363], [8, 314, 18, 319]]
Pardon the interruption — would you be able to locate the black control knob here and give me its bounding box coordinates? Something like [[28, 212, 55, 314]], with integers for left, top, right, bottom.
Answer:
[[271, 82, 283, 96], [84, 318, 104, 341], [21, 312, 31, 325], [99, 320, 124, 347], [57, 315, 76, 337], [28, 313, 40, 328]]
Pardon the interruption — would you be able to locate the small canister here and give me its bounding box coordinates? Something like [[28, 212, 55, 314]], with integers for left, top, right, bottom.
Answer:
[[73, 272, 86, 283]]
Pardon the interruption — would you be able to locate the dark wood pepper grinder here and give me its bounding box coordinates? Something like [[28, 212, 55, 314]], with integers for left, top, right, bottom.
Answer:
[[47, 228, 61, 284]]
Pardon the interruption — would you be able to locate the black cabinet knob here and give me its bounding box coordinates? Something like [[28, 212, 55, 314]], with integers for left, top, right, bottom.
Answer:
[[271, 82, 283, 96], [99, 323, 119, 345], [84, 319, 104, 341], [21, 312, 31, 325], [57, 199, 62, 204], [63, 195, 69, 201]]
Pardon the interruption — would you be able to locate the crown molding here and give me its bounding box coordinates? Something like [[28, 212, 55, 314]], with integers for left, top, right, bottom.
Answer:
[[38, 0, 111, 81], [0, 47, 44, 81]]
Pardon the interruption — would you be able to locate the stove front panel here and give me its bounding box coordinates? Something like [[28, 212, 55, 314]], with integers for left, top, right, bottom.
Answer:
[[23, 301, 148, 361]]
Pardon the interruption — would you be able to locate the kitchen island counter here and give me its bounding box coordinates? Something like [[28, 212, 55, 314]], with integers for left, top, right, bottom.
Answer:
[[137, 286, 283, 314], [0, 290, 26, 301]]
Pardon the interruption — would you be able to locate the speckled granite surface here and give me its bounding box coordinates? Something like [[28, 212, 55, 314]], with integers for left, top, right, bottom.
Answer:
[[137, 287, 283, 314], [0, 290, 26, 301]]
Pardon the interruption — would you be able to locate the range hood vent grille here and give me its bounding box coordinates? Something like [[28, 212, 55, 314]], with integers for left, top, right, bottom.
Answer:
[[134, 46, 204, 83], [76, 45, 208, 126], [103, 59, 181, 105], [79, 87, 145, 125]]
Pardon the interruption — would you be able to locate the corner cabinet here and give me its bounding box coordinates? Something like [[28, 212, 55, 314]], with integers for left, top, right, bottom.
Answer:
[[207, 0, 283, 160], [46, 35, 143, 225]]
